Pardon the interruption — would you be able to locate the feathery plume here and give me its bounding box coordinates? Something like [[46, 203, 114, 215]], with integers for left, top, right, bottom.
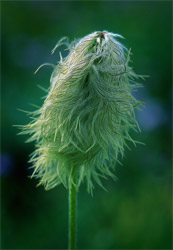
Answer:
[[20, 31, 143, 193]]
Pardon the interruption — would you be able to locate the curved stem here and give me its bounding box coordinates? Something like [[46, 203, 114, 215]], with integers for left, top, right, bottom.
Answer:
[[68, 172, 77, 249]]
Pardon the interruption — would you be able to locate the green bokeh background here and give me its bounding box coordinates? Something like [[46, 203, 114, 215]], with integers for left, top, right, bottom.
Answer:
[[1, 1, 172, 249]]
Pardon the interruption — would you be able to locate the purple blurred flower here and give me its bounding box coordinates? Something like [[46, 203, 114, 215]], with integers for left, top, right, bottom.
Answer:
[[0, 154, 13, 176], [137, 100, 166, 131]]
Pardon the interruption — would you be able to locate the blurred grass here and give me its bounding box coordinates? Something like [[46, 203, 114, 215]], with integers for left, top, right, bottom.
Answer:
[[1, 1, 172, 249]]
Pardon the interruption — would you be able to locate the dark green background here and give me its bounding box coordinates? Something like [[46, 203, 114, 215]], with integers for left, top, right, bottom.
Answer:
[[1, 1, 172, 249]]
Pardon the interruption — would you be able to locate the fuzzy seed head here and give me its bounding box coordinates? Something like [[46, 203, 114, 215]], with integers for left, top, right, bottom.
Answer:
[[20, 31, 143, 193]]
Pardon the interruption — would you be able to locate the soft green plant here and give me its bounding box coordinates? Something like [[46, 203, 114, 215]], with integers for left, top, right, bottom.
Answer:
[[19, 31, 143, 249]]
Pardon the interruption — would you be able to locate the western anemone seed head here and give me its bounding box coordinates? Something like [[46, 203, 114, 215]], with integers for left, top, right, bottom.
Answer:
[[20, 31, 143, 193]]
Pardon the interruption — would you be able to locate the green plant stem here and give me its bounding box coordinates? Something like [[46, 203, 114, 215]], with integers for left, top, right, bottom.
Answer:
[[68, 172, 77, 249]]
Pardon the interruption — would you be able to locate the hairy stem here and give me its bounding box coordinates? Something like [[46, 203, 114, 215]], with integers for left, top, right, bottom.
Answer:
[[68, 171, 77, 249]]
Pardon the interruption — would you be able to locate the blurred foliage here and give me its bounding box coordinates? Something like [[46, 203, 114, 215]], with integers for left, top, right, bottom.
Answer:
[[1, 1, 172, 249]]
